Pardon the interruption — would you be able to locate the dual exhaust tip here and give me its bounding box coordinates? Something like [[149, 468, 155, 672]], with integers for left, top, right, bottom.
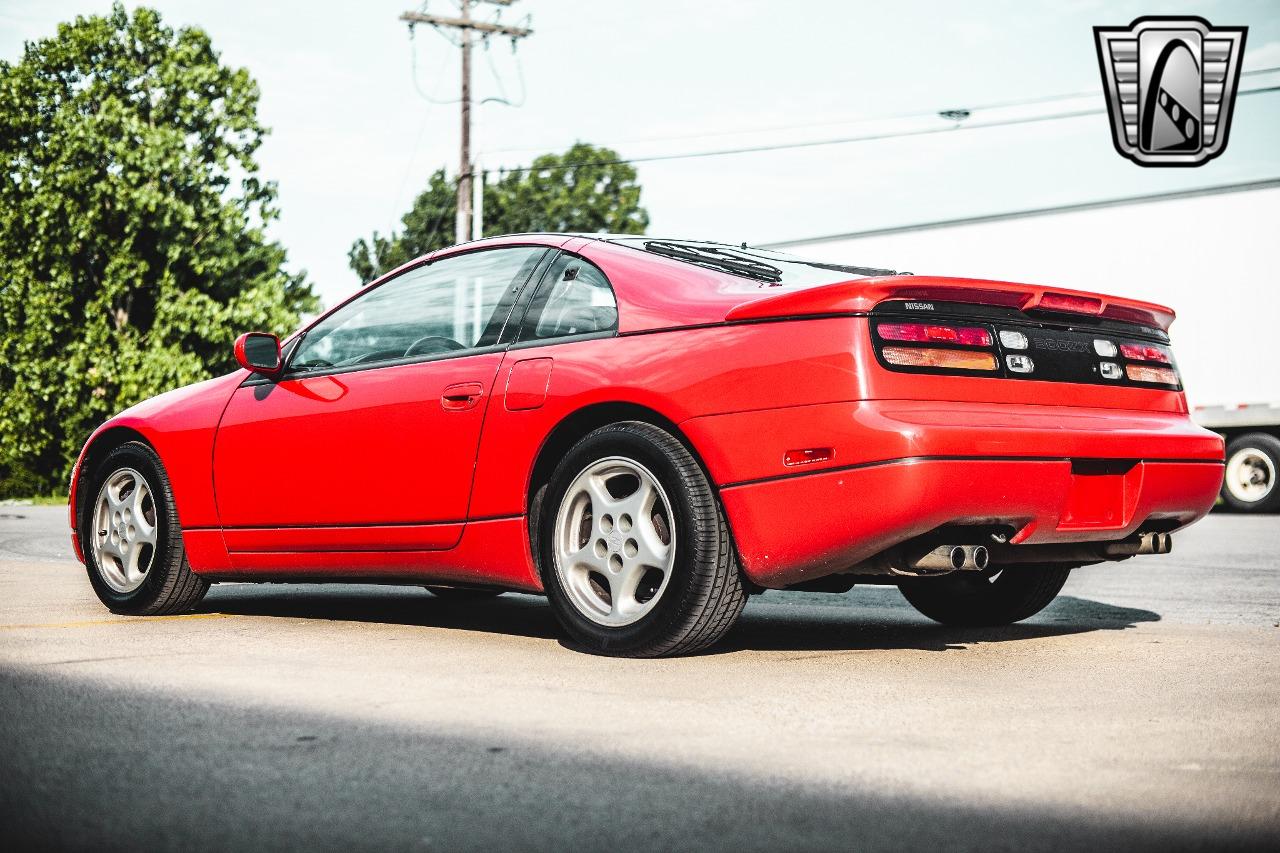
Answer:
[[910, 531, 1173, 572], [1138, 532, 1173, 555], [1099, 531, 1174, 558], [912, 544, 990, 573]]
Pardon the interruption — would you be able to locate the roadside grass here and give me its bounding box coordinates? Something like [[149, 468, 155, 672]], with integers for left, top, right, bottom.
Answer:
[[1, 494, 67, 506]]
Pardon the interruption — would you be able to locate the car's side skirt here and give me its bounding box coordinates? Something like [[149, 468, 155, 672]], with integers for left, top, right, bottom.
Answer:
[[182, 516, 541, 592]]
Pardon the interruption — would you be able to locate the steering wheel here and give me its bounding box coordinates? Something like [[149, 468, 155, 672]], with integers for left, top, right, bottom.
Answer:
[[347, 349, 407, 365], [404, 335, 466, 358]]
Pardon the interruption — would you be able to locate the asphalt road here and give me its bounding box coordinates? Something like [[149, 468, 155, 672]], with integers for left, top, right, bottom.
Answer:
[[1, 505, 1277, 851]]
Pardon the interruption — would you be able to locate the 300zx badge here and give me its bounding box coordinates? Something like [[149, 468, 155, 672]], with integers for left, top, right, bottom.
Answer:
[[1032, 336, 1091, 353]]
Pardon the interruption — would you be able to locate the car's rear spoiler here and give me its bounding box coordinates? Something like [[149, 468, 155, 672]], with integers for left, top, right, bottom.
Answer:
[[724, 275, 1176, 332]]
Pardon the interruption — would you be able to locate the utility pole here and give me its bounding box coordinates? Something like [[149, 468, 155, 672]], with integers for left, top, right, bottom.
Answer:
[[400, 1, 532, 243]]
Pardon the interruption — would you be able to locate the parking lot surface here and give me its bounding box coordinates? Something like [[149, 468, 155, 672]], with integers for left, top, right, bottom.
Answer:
[[1, 506, 1277, 851]]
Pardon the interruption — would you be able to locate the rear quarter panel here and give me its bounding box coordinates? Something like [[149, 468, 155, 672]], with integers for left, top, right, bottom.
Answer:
[[474, 313, 1205, 515], [467, 319, 863, 518]]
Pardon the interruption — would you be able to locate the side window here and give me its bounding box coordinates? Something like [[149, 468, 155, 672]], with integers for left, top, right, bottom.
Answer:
[[520, 253, 619, 342], [291, 247, 545, 372]]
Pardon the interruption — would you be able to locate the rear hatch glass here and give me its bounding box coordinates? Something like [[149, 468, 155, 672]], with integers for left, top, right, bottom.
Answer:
[[606, 238, 900, 286]]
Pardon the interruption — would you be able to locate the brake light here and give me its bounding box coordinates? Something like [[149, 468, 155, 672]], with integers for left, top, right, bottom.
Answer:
[[1119, 343, 1170, 363], [1036, 292, 1103, 315], [872, 312, 1179, 388], [1126, 364, 1178, 385], [881, 346, 997, 371], [878, 323, 992, 347]]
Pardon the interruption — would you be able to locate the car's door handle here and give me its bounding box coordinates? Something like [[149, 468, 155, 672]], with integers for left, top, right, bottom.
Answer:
[[441, 382, 485, 411]]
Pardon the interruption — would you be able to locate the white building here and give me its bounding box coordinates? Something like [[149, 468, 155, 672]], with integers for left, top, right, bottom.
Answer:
[[765, 179, 1280, 409]]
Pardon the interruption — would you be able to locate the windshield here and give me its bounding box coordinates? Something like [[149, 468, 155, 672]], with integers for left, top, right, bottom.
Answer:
[[607, 237, 901, 286]]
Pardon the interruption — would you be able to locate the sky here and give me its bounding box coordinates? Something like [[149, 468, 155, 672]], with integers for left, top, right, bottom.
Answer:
[[3, 0, 1279, 309]]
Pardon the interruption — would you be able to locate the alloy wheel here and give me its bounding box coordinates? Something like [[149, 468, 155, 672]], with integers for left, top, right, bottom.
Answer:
[[552, 456, 677, 627], [92, 467, 159, 593]]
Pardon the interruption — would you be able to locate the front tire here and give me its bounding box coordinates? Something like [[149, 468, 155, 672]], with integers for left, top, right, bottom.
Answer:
[[538, 421, 747, 657], [81, 441, 209, 615], [1221, 432, 1280, 513], [898, 564, 1070, 627]]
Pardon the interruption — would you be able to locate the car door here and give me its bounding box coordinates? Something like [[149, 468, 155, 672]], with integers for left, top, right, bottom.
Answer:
[[213, 246, 548, 555]]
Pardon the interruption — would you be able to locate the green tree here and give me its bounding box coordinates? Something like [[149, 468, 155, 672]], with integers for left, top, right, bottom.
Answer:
[[348, 168, 456, 284], [0, 4, 317, 496], [349, 142, 649, 282]]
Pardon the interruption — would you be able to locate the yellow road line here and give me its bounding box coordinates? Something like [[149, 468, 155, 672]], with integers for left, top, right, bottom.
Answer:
[[0, 612, 230, 629]]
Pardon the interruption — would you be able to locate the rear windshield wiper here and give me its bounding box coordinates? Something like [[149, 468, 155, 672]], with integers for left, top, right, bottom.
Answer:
[[788, 259, 902, 277], [643, 241, 783, 284]]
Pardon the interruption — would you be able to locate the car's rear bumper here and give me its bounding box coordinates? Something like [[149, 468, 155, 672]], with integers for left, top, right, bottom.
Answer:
[[720, 457, 1221, 587], [686, 400, 1225, 588]]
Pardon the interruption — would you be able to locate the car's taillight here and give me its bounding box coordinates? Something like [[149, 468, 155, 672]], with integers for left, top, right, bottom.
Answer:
[[1096, 337, 1181, 386], [1125, 364, 1178, 385], [878, 322, 992, 347], [873, 311, 1181, 388], [875, 319, 998, 373], [881, 345, 998, 371], [1118, 343, 1170, 364]]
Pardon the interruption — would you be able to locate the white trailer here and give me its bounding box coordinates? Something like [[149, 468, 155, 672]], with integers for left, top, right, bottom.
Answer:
[[764, 178, 1280, 512]]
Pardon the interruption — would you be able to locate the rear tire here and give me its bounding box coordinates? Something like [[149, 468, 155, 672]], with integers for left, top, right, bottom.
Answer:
[[538, 421, 747, 657], [898, 564, 1070, 627], [1220, 432, 1280, 513], [81, 441, 209, 615]]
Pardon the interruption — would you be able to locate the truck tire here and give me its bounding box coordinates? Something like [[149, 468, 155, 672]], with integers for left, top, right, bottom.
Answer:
[[898, 565, 1071, 627], [1221, 432, 1280, 513]]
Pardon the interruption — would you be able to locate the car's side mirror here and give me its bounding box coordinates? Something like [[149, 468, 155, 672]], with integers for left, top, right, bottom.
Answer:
[[234, 332, 282, 377]]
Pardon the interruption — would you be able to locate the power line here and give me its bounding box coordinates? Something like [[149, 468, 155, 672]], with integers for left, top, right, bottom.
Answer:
[[408, 7, 529, 106], [480, 36, 527, 107], [476, 82, 1280, 179], [399, 0, 532, 242], [408, 25, 460, 104], [762, 177, 1280, 248], [479, 64, 1280, 159]]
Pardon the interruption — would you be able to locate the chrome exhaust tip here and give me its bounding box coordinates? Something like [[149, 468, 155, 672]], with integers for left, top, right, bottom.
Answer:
[[1135, 532, 1175, 555], [907, 545, 990, 572], [909, 545, 969, 572], [970, 545, 990, 571]]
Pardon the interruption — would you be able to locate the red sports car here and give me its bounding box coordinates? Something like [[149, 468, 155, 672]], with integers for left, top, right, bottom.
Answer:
[[69, 234, 1224, 656]]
